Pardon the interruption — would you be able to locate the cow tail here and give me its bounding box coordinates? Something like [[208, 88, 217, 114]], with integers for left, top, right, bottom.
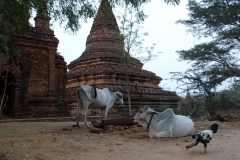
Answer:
[[77, 89, 83, 108], [77, 89, 80, 103]]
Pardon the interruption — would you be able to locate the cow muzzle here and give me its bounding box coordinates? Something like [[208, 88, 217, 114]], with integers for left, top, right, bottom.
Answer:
[[133, 117, 142, 123]]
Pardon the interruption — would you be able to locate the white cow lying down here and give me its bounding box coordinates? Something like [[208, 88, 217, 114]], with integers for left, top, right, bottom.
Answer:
[[133, 106, 195, 138], [76, 85, 124, 129]]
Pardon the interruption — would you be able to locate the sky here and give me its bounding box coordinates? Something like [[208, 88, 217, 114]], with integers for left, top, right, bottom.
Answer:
[[50, 0, 202, 94]]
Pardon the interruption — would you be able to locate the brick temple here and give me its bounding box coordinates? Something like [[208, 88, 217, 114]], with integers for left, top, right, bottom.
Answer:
[[66, 0, 180, 116], [0, 14, 69, 117]]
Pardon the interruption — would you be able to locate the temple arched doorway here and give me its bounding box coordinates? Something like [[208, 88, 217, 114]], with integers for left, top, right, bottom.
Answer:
[[0, 71, 15, 116]]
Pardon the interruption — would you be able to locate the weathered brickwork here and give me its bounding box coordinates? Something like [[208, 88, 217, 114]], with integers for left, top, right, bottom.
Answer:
[[66, 0, 180, 116], [0, 15, 69, 118]]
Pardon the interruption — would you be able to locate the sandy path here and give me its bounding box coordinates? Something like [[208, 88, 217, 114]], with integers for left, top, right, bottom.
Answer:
[[0, 120, 239, 160]]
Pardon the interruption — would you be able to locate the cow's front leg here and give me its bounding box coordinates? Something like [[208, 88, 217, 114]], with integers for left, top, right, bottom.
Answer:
[[82, 104, 92, 129], [153, 130, 173, 138], [103, 106, 109, 120]]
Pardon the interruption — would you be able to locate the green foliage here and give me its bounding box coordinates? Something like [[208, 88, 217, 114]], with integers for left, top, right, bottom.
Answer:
[[0, 0, 31, 61], [0, 0, 180, 61], [172, 0, 240, 97], [163, 0, 180, 5], [213, 82, 240, 111], [175, 40, 240, 85], [179, 82, 240, 118], [232, 81, 240, 95], [180, 94, 212, 118], [177, 0, 240, 41], [171, 68, 220, 113]]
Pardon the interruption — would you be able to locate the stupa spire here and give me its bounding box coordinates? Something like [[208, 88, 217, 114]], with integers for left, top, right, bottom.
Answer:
[[85, 0, 122, 52], [90, 0, 120, 33], [68, 0, 135, 69]]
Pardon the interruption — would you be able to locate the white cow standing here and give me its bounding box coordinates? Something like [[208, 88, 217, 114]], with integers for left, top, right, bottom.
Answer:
[[133, 106, 195, 138], [76, 85, 124, 129]]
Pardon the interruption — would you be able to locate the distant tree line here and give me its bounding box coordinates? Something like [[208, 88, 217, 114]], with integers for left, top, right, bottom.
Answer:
[[179, 82, 240, 118]]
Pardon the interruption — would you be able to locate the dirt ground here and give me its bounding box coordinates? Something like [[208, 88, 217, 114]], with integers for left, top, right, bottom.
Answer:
[[0, 119, 240, 160]]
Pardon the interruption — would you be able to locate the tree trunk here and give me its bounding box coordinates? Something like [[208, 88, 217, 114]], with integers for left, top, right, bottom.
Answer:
[[0, 70, 8, 117], [91, 117, 134, 128]]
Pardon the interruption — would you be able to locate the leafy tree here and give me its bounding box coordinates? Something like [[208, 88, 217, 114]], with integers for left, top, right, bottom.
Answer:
[[180, 97, 198, 118], [117, 2, 159, 115], [213, 82, 240, 111], [0, 0, 180, 61], [232, 81, 240, 96], [171, 69, 218, 113], [172, 0, 240, 92], [173, 72, 240, 116], [0, 1, 31, 61]]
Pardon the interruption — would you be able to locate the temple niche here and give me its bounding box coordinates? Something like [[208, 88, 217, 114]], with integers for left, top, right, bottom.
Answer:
[[0, 14, 69, 118], [66, 0, 180, 116]]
